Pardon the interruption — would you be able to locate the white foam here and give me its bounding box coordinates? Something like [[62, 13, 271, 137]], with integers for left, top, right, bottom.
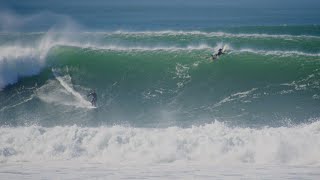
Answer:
[[53, 41, 319, 59], [212, 88, 258, 108], [0, 31, 58, 90], [174, 63, 191, 88], [59, 42, 213, 52], [0, 46, 43, 89], [48, 41, 320, 58], [234, 48, 320, 57], [36, 71, 93, 108], [1, 121, 320, 165], [1, 161, 320, 180], [100, 30, 320, 39], [0, 10, 78, 89]]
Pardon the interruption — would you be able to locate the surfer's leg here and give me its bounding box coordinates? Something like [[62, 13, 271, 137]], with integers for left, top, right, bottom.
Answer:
[[92, 98, 97, 106]]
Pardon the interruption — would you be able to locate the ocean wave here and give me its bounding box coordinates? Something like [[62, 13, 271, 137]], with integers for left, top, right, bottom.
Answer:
[[63, 43, 320, 58], [234, 48, 320, 57], [1, 40, 319, 90], [0, 31, 66, 89], [37, 40, 320, 58], [1, 29, 319, 91], [0, 45, 46, 90], [98, 30, 320, 39]]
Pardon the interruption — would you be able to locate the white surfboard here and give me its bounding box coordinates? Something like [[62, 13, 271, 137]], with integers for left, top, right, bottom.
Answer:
[[222, 45, 227, 53]]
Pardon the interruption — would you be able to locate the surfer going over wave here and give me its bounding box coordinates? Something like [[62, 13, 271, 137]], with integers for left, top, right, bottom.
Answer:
[[87, 90, 97, 106], [211, 47, 225, 60], [216, 48, 224, 56]]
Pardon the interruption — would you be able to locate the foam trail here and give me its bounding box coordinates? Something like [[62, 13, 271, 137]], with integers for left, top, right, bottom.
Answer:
[[36, 69, 93, 108], [212, 88, 258, 108], [54, 74, 93, 108], [0, 95, 34, 112]]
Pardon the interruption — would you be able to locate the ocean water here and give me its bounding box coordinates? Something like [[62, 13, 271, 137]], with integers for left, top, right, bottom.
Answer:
[[1, 0, 320, 179]]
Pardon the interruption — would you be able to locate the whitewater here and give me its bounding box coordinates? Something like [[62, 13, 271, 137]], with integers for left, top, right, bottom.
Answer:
[[1, 122, 320, 179]]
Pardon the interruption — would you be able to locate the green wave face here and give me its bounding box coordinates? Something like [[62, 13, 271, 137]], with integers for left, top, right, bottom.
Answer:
[[1, 26, 320, 127]]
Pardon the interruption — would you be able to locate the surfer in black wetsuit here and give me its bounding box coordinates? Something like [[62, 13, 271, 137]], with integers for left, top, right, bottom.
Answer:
[[216, 48, 224, 56], [211, 48, 225, 60], [87, 90, 97, 106]]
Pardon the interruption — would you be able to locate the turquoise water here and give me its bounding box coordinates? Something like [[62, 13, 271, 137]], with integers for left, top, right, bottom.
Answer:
[[1, 0, 320, 172], [1, 27, 320, 127]]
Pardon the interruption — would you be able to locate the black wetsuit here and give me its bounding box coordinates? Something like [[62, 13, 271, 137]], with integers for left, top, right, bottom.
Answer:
[[216, 49, 223, 56], [88, 92, 97, 106]]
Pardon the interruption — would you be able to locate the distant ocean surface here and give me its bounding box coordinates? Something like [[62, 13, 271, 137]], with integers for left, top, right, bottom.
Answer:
[[1, 0, 320, 179]]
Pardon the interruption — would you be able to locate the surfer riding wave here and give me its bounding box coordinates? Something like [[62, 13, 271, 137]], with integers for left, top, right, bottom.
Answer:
[[87, 90, 97, 107]]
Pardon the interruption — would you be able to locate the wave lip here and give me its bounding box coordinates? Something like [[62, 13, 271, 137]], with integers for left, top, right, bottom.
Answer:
[[0, 31, 57, 90], [101, 30, 320, 39], [235, 48, 320, 57], [1, 28, 319, 90], [1, 121, 319, 165], [0, 45, 45, 90]]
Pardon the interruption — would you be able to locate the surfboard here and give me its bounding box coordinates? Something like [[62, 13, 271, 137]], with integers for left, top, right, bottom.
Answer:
[[222, 45, 227, 53], [88, 105, 97, 109]]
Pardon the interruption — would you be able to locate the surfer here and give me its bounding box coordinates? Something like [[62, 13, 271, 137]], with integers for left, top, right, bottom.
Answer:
[[211, 47, 225, 60], [87, 90, 97, 107], [216, 48, 224, 56]]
